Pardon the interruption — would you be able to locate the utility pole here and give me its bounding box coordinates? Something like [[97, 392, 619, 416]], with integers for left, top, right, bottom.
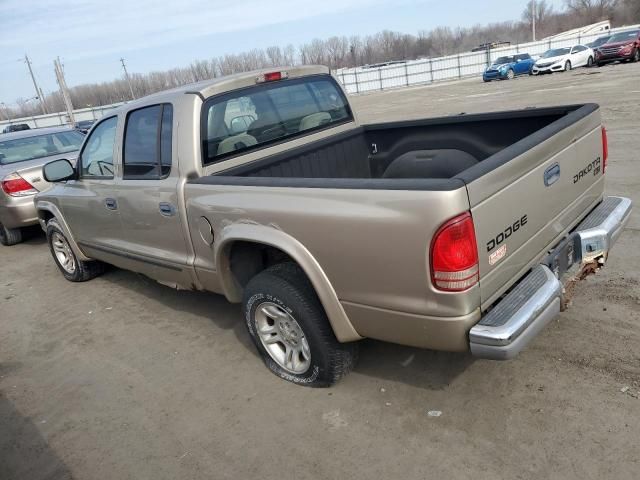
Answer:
[[120, 58, 136, 100], [54, 57, 76, 126], [532, 0, 537, 42], [24, 54, 48, 114], [38, 87, 50, 115], [0, 102, 10, 121]]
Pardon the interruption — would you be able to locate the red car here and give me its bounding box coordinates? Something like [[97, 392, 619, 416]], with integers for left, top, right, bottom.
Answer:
[[595, 29, 640, 66]]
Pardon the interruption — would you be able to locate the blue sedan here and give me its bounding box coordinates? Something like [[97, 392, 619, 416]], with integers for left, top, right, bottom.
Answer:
[[483, 53, 534, 82]]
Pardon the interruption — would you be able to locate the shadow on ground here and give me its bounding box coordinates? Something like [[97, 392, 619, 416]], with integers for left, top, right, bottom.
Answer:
[[354, 339, 475, 389], [99, 266, 475, 389], [0, 393, 73, 480]]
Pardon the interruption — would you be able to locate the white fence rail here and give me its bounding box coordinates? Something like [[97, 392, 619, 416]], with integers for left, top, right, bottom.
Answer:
[[335, 24, 640, 94], [0, 103, 124, 131]]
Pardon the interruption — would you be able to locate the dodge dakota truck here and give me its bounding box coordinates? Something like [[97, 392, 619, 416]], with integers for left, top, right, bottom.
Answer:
[[36, 65, 631, 387]]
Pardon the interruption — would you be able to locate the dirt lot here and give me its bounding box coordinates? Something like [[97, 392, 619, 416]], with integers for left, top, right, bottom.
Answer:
[[2, 63, 639, 480]]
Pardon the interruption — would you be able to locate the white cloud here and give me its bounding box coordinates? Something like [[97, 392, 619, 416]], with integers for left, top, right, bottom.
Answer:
[[0, 0, 387, 60]]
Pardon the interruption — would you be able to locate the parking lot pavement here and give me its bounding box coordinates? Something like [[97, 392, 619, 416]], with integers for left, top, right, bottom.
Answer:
[[2, 63, 639, 480]]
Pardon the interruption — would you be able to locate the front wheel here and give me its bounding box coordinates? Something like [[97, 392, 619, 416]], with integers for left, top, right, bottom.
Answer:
[[506, 68, 515, 80], [565, 60, 572, 71], [0, 222, 23, 246], [46, 218, 105, 282], [243, 263, 358, 387], [633, 49, 640, 63]]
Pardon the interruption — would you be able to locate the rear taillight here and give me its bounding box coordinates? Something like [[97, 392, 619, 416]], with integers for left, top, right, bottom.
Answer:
[[256, 71, 288, 83], [430, 212, 479, 292], [1, 173, 38, 197], [601, 126, 608, 174]]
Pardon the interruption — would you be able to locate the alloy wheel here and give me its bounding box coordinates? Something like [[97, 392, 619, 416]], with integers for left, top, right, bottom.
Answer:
[[254, 301, 311, 374], [51, 232, 76, 274]]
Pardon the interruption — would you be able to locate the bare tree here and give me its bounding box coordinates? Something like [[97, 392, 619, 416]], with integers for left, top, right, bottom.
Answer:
[[4, 0, 640, 120], [564, 0, 619, 23]]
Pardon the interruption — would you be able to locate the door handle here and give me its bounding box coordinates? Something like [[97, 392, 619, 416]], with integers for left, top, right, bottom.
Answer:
[[159, 202, 176, 217], [105, 198, 118, 210]]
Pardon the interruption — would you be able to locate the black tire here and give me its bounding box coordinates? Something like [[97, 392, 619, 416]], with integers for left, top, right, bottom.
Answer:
[[565, 60, 571, 71], [46, 218, 105, 282], [506, 68, 515, 80], [0, 222, 23, 246], [243, 263, 358, 387], [597, 61, 604, 67], [587, 56, 594, 67], [633, 49, 640, 63], [483, 78, 491, 83]]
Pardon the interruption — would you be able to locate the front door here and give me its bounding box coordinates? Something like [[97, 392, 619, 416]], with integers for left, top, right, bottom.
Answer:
[[60, 115, 123, 256], [113, 103, 192, 286]]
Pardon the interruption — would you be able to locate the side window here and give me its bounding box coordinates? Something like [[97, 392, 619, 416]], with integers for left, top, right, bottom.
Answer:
[[80, 116, 117, 178], [123, 104, 173, 179]]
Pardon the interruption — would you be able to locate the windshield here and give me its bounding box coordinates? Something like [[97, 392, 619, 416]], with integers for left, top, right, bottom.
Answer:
[[202, 75, 352, 164], [0, 131, 84, 165], [494, 56, 513, 64], [590, 36, 610, 47], [541, 48, 570, 58], [607, 30, 639, 43]]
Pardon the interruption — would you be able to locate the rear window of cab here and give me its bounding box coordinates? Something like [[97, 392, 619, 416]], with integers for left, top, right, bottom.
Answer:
[[201, 75, 352, 165]]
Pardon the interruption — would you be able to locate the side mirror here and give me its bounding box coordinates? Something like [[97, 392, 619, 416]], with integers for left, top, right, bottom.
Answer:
[[43, 159, 76, 183]]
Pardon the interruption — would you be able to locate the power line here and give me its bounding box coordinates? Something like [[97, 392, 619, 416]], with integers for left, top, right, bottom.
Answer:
[[24, 54, 48, 114], [120, 58, 136, 100]]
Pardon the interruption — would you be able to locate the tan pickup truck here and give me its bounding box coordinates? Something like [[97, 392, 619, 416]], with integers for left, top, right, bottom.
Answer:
[[36, 65, 631, 387]]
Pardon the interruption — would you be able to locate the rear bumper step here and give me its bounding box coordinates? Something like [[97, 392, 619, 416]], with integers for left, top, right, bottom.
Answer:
[[470, 196, 632, 360]]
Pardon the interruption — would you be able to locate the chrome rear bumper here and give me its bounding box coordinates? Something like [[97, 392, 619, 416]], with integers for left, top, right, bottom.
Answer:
[[470, 196, 632, 360]]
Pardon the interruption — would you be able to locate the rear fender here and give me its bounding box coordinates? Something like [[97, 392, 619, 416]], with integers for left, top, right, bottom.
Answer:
[[214, 223, 362, 342]]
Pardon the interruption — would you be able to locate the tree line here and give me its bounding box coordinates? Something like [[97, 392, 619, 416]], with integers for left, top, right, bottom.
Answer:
[[4, 0, 639, 120]]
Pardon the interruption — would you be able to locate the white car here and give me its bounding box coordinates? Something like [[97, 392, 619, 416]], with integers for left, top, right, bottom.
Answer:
[[532, 45, 595, 74]]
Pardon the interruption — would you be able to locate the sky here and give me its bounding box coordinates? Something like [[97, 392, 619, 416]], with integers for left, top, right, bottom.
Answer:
[[0, 0, 566, 106]]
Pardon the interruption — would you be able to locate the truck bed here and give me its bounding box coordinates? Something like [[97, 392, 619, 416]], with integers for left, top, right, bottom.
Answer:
[[191, 103, 604, 316], [203, 104, 594, 189]]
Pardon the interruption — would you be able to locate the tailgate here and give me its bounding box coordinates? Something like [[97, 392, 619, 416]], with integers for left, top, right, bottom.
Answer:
[[464, 105, 605, 309]]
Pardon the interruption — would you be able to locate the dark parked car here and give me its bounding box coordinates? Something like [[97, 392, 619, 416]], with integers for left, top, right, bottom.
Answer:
[[483, 53, 534, 81], [595, 29, 640, 66], [586, 35, 611, 49], [2, 124, 30, 134], [74, 119, 95, 134]]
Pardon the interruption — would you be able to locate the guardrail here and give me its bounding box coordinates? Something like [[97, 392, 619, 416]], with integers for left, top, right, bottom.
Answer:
[[335, 25, 640, 94]]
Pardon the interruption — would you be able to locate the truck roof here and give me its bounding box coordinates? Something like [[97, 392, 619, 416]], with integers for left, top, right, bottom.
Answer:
[[117, 65, 331, 112]]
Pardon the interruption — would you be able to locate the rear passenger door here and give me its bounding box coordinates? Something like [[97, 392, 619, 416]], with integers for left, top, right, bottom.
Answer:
[[515, 54, 531, 74], [114, 103, 191, 283], [571, 46, 588, 66]]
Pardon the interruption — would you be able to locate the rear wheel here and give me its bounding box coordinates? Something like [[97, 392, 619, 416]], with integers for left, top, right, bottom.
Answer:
[[46, 218, 105, 282], [565, 60, 572, 71], [0, 222, 23, 246], [633, 49, 640, 63], [243, 263, 358, 387], [587, 56, 594, 67], [506, 68, 515, 80]]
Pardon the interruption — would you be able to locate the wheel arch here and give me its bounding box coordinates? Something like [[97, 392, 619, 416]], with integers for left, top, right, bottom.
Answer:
[[36, 201, 91, 261], [214, 223, 362, 342]]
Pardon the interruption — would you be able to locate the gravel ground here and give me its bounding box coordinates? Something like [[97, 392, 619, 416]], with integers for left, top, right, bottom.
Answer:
[[1, 62, 639, 480]]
